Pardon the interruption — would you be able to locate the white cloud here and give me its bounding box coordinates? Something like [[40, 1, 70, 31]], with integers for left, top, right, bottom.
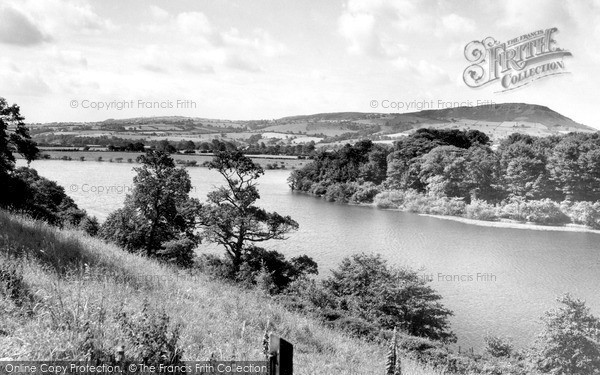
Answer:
[[0, 5, 50, 46], [149, 5, 169, 21], [7, 0, 114, 39], [139, 9, 287, 74], [440, 13, 476, 34]]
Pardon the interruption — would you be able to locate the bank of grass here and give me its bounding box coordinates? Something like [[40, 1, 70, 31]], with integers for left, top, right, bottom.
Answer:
[[0, 210, 450, 375]]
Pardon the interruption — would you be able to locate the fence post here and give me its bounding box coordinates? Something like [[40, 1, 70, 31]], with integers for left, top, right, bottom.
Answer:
[[269, 334, 293, 375], [115, 345, 125, 364]]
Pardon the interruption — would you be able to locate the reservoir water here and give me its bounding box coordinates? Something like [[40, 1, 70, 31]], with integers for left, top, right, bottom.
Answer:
[[19, 159, 600, 350]]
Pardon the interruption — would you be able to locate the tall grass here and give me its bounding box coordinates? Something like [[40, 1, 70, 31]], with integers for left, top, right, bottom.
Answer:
[[0, 210, 452, 375]]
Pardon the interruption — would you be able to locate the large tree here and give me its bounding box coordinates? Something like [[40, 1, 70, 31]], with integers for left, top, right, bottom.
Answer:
[[0, 97, 39, 176], [100, 151, 202, 266], [534, 294, 600, 374], [323, 253, 456, 342], [199, 150, 299, 270]]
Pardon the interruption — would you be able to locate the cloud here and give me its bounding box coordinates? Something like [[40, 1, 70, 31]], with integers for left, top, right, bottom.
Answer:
[[338, 0, 412, 58], [0, 70, 51, 95], [394, 57, 451, 85], [5, 0, 113, 40], [139, 9, 287, 74], [0, 6, 50, 46], [149, 5, 169, 21], [440, 13, 476, 34]]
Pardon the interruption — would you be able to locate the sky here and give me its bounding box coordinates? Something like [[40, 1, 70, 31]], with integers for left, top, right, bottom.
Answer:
[[0, 0, 599, 128]]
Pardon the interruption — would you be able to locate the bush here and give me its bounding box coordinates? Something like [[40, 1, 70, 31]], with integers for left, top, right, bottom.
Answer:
[[373, 190, 405, 209], [0, 260, 32, 308], [310, 182, 328, 196], [157, 238, 196, 268], [117, 301, 184, 366], [533, 294, 600, 375], [564, 201, 600, 228], [466, 199, 498, 221], [195, 253, 235, 280], [324, 183, 352, 203], [425, 196, 466, 216], [79, 216, 100, 236], [322, 253, 456, 342], [2, 167, 88, 228], [238, 246, 318, 293], [499, 198, 570, 225], [484, 335, 513, 358], [349, 182, 380, 204], [522, 199, 569, 225], [99, 207, 147, 252]]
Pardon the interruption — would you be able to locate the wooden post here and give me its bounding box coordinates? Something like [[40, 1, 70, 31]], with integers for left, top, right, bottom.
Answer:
[[269, 334, 293, 375], [115, 345, 125, 363]]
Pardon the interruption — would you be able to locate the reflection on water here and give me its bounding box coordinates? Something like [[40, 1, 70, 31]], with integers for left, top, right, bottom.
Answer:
[[19, 160, 600, 349]]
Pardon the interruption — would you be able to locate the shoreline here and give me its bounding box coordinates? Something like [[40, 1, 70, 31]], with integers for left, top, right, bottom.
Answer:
[[419, 213, 600, 234], [294, 191, 600, 235]]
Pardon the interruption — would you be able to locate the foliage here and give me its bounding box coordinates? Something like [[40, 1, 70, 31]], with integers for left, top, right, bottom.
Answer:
[[117, 301, 184, 366], [374, 190, 407, 209], [100, 150, 202, 266], [484, 335, 513, 358], [499, 198, 570, 225], [199, 150, 300, 271], [79, 216, 100, 236], [533, 294, 600, 374], [321, 253, 456, 342], [563, 200, 600, 229], [0, 260, 33, 308], [291, 129, 600, 229], [6, 167, 87, 227], [349, 182, 381, 204], [0, 97, 39, 176], [465, 199, 498, 221]]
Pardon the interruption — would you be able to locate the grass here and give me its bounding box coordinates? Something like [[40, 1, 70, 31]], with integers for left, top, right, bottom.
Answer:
[[0, 210, 453, 375]]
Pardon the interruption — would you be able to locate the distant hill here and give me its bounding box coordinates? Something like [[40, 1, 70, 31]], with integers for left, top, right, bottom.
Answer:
[[29, 103, 596, 145]]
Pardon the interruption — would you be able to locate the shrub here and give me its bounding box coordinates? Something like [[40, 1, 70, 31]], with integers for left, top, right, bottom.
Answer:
[[349, 182, 380, 204], [425, 196, 466, 216], [522, 199, 569, 225], [195, 253, 235, 280], [322, 253, 456, 342], [484, 335, 513, 358], [564, 201, 600, 229], [238, 246, 318, 293], [0, 260, 32, 308], [156, 238, 196, 268], [373, 190, 405, 209], [310, 182, 328, 196], [533, 294, 600, 375], [79, 216, 100, 236], [324, 183, 351, 203], [117, 301, 184, 366], [466, 199, 498, 221], [3, 167, 87, 228]]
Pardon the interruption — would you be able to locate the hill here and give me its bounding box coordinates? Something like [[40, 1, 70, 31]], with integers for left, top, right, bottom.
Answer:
[[28, 103, 596, 147], [0, 210, 443, 375]]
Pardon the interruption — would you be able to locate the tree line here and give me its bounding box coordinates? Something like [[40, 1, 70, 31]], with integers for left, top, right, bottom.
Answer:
[[289, 129, 600, 227]]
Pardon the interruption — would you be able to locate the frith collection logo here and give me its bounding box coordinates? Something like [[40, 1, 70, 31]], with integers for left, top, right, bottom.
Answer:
[[463, 27, 572, 92]]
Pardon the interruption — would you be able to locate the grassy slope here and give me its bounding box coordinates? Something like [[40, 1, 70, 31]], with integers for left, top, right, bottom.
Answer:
[[0, 210, 449, 375]]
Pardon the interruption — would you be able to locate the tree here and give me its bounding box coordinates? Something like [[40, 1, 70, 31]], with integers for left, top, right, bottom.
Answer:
[[0, 97, 39, 176], [323, 253, 456, 342], [199, 150, 299, 270], [100, 150, 202, 266], [0, 98, 87, 227], [534, 294, 600, 374]]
